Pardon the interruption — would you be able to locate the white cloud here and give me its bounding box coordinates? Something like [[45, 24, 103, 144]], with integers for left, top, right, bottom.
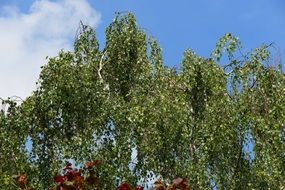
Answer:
[[0, 0, 101, 99]]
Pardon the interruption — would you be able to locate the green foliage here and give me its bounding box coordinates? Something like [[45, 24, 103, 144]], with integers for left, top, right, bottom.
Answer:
[[1, 12, 284, 189]]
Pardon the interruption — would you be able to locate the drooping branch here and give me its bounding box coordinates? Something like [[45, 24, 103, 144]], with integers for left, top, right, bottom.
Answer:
[[98, 50, 110, 94], [98, 51, 107, 84]]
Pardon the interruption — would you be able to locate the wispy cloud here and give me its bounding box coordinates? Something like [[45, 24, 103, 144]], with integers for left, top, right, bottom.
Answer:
[[0, 0, 101, 99]]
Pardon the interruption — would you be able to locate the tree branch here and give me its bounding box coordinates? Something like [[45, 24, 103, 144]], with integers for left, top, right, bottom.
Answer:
[[98, 51, 107, 84]]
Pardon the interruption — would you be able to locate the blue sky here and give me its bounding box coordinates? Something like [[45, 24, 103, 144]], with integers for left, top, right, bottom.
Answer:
[[90, 0, 285, 66], [0, 0, 284, 99]]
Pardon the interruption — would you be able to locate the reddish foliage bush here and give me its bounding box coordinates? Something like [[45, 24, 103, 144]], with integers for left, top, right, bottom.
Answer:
[[14, 161, 192, 190]]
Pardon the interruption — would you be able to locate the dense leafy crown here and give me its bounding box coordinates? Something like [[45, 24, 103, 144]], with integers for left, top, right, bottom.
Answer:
[[1, 13, 284, 189]]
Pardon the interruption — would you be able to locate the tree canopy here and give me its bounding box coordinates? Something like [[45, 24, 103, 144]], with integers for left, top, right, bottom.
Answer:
[[1, 13, 285, 189]]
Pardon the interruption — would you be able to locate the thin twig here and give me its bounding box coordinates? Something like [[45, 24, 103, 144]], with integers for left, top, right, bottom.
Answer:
[[224, 70, 234, 76], [9, 96, 23, 102]]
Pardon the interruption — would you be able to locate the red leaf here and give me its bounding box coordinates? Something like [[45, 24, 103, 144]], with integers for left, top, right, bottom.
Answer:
[[64, 162, 72, 170], [84, 161, 95, 169], [117, 182, 130, 190], [54, 176, 65, 183], [65, 170, 80, 181], [180, 178, 189, 188], [15, 173, 27, 188], [85, 160, 101, 169]]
